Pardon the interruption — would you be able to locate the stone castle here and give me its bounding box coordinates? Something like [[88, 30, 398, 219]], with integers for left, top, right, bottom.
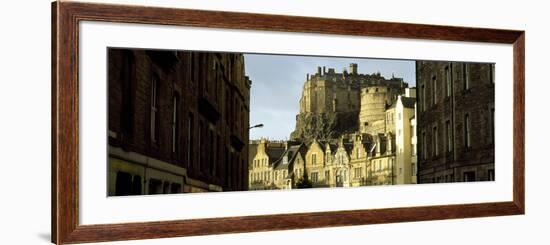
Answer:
[[291, 63, 409, 142]]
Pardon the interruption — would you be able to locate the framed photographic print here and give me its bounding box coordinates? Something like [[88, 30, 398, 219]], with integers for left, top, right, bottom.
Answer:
[[52, 1, 525, 244]]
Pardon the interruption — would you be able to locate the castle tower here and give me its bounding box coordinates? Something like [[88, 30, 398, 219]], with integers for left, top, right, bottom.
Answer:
[[359, 86, 391, 135]]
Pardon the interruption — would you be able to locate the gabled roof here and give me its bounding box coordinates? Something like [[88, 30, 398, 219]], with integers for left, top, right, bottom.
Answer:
[[325, 143, 337, 153], [343, 143, 354, 155], [266, 147, 286, 164], [273, 144, 304, 170], [387, 96, 416, 110]]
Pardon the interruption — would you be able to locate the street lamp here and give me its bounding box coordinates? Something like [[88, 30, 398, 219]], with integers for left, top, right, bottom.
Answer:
[[249, 123, 264, 129]]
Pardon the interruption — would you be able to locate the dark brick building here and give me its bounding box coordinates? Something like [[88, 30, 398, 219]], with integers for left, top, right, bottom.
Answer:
[[416, 61, 494, 183], [108, 48, 251, 195]]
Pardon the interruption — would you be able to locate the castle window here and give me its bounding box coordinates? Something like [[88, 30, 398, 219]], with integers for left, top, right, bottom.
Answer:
[[312, 153, 317, 165]]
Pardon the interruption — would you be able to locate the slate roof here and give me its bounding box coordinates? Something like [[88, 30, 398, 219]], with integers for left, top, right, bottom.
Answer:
[[401, 97, 416, 109], [388, 96, 416, 109], [266, 147, 286, 164], [273, 144, 304, 170]]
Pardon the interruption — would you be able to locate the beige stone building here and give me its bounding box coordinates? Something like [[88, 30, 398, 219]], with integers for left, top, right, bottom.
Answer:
[[304, 139, 328, 187], [248, 139, 285, 190], [388, 95, 417, 184], [349, 133, 371, 187], [248, 140, 308, 190]]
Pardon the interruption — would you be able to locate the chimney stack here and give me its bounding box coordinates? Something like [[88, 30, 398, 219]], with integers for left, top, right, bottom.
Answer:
[[350, 63, 358, 75]]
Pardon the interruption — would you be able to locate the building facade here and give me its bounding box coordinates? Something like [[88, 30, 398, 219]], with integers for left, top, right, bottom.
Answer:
[[108, 49, 251, 196], [416, 61, 495, 183]]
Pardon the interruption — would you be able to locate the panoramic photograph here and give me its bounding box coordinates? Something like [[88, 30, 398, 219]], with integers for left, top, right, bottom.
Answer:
[[107, 48, 495, 196]]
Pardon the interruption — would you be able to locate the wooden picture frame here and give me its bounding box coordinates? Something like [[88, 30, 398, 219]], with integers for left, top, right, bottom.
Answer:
[[52, 1, 525, 244]]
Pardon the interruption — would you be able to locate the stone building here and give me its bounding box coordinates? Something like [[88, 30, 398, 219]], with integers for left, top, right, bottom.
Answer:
[[349, 133, 371, 187], [108, 49, 251, 196], [366, 134, 394, 185], [416, 61, 495, 183], [291, 64, 408, 142], [248, 140, 307, 190], [386, 95, 417, 184]]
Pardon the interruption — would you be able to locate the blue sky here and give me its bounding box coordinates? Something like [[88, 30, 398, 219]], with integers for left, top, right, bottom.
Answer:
[[244, 53, 415, 140]]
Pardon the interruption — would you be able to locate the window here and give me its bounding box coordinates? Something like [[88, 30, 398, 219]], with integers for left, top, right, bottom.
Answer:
[[150, 77, 159, 143], [163, 181, 170, 194], [120, 51, 134, 141], [190, 53, 196, 84], [171, 183, 181, 193], [148, 178, 162, 195], [464, 114, 471, 148], [433, 126, 438, 157], [490, 107, 495, 144], [131, 175, 142, 195], [432, 76, 437, 105], [463, 171, 476, 182], [421, 85, 426, 111], [209, 128, 215, 175], [411, 163, 416, 176], [422, 131, 427, 159], [489, 63, 495, 84], [312, 153, 317, 165], [312, 172, 318, 182], [446, 120, 452, 153], [445, 66, 452, 97], [187, 113, 194, 167], [172, 94, 180, 153], [463, 63, 470, 90], [115, 171, 133, 196], [198, 121, 203, 169], [325, 170, 330, 181]]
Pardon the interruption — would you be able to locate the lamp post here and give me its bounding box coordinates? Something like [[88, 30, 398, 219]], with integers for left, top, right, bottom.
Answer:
[[249, 123, 264, 130]]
